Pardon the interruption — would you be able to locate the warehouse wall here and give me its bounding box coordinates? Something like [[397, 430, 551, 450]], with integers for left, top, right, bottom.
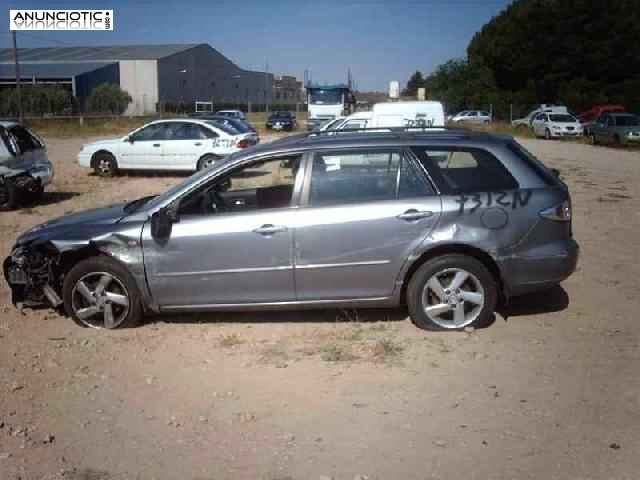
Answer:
[[157, 44, 273, 107], [75, 63, 119, 98], [119, 60, 158, 115]]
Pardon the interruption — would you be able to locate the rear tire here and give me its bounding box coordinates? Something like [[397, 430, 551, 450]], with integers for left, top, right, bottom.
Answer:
[[544, 128, 552, 140], [587, 132, 597, 145], [197, 154, 219, 171], [612, 134, 621, 146], [406, 254, 497, 331], [62, 256, 143, 329], [93, 152, 118, 177]]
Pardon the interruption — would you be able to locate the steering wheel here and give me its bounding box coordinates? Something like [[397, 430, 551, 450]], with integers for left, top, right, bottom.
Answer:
[[201, 188, 228, 214]]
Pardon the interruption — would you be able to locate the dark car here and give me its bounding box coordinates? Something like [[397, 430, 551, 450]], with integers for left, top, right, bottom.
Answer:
[[586, 113, 640, 145], [4, 127, 578, 331], [266, 111, 297, 131]]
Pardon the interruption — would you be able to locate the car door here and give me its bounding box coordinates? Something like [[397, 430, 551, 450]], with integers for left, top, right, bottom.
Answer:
[[141, 153, 304, 308], [293, 148, 441, 300], [120, 122, 168, 169], [592, 115, 609, 143], [162, 122, 212, 171]]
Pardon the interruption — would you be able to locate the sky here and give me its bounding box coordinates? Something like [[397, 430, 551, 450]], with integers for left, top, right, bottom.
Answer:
[[1, 0, 513, 91]]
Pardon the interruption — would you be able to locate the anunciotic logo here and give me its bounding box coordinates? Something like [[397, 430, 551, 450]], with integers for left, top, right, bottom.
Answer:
[[10, 10, 113, 30]]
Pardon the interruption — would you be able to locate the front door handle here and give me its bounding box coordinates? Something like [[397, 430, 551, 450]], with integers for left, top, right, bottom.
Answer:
[[153, 143, 161, 147], [397, 209, 433, 221], [253, 224, 288, 235], [194, 142, 202, 146]]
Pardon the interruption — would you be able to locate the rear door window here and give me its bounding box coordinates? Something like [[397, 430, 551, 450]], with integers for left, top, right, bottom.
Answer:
[[412, 147, 519, 193], [307, 149, 433, 205]]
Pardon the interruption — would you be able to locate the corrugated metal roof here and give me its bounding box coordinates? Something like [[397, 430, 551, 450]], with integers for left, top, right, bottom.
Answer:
[[0, 62, 115, 79], [0, 44, 201, 63]]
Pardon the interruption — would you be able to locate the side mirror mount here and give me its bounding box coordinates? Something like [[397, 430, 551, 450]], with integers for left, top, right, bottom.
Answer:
[[126, 135, 134, 143]]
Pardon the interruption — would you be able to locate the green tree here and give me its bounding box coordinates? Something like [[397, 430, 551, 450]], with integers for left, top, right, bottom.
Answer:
[[86, 83, 132, 114], [467, 0, 640, 111], [402, 71, 425, 97]]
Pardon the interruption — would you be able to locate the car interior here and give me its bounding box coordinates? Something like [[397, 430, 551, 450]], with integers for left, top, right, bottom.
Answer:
[[177, 156, 300, 215]]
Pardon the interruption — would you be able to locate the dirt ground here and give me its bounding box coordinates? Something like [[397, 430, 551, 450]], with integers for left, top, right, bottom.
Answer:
[[1, 134, 639, 480]]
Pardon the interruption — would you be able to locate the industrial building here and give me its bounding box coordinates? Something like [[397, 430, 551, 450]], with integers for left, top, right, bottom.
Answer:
[[0, 44, 274, 115], [274, 75, 303, 104]]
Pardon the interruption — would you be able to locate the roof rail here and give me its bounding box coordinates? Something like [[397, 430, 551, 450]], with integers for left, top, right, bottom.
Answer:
[[306, 125, 471, 138]]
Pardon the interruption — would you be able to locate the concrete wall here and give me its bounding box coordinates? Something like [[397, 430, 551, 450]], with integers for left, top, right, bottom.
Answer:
[[119, 60, 158, 115], [157, 44, 273, 107]]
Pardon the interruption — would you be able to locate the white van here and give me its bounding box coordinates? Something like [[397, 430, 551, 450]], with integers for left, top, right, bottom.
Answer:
[[331, 101, 445, 132], [370, 101, 445, 128]]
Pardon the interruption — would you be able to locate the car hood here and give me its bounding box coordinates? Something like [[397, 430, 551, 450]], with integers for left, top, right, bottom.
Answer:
[[15, 202, 129, 246]]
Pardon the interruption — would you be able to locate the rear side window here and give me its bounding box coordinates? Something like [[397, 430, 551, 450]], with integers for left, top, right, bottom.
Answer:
[[308, 149, 433, 205], [506, 142, 559, 186], [412, 147, 518, 193]]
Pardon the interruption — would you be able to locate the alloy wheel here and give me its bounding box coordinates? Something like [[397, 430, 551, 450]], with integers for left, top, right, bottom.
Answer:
[[71, 272, 130, 329], [421, 268, 485, 329]]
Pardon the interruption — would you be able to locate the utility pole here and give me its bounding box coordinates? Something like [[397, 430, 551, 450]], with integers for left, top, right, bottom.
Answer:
[[12, 31, 23, 122], [265, 61, 269, 114]]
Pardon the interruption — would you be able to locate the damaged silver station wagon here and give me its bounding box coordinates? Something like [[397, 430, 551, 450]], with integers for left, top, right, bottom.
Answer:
[[4, 128, 578, 331]]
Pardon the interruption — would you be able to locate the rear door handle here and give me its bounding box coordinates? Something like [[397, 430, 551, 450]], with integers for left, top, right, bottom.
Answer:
[[252, 224, 288, 235], [397, 209, 433, 221], [194, 142, 202, 146], [153, 143, 161, 147]]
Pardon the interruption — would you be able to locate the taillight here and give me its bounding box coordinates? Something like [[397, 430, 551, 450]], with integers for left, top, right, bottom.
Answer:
[[236, 139, 254, 149], [540, 199, 571, 221]]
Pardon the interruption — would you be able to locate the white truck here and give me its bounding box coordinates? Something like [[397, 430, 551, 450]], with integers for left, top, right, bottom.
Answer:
[[306, 84, 354, 131]]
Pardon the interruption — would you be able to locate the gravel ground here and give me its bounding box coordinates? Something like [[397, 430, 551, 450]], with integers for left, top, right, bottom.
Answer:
[[0, 135, 639, 480]]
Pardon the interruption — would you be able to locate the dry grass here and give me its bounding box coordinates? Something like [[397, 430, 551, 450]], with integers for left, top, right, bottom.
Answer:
[[371, 337, 404, 363], [218, 333, 244, 348], [24, 111, 308, 139]]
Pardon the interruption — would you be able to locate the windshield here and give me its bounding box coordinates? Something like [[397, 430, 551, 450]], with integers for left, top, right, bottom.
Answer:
[[124, 195, 157, 214], [613, 115, 639, 126], [310, 90, 343, 105], [270, 111, 291, 119], [549, 114, 576, 122]]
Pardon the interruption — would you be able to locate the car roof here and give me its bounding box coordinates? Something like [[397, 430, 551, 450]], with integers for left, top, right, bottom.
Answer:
[[237, 128, 513, 158], [0, 120, 22, 128]]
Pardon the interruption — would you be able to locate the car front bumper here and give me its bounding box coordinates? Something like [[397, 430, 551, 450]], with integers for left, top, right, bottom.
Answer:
[[550, 129, 583, 137], [500, 238, 579, 297]]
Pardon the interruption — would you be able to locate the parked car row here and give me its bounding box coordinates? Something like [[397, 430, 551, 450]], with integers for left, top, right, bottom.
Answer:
[[509, 103, 640, 145], [4, 124, 579, 333]]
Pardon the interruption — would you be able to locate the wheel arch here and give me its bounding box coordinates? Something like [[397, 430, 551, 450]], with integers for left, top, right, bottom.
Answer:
[[399, 243, 505, 305], [90, 149, 116, 169]]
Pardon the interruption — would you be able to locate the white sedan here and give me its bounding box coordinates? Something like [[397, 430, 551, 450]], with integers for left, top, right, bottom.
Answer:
[[530, 112, 583, 139], [78, 119, 258, 176]]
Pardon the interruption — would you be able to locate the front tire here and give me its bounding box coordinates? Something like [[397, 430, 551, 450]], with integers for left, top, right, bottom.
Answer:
[[587, 132, 597, 145], [0, 177, 19, 211], [93, 152, 118, 177], [406, 254, 497, 331], [63, 256, 143, 329]]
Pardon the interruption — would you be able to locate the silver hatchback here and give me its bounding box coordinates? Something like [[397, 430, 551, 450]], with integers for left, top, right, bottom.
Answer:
[[4, 128, 578, 331]]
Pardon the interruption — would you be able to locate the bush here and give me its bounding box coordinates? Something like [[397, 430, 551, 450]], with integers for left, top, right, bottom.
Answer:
[[86, 83, 132, 115], [0, 84, 73, 117]]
